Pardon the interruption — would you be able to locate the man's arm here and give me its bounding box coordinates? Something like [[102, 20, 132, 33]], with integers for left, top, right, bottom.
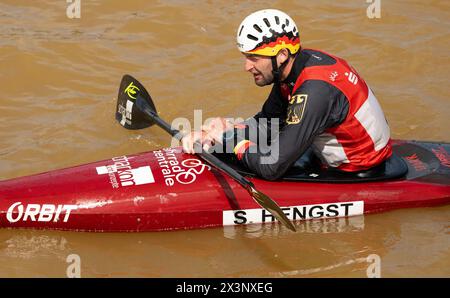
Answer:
[[233, 83, 288, 147], [181, 84, 287, 155], [236, 80, 350, 180]]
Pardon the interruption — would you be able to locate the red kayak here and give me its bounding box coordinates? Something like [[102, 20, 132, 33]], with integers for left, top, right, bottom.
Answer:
[[1, 140, 449, 232]]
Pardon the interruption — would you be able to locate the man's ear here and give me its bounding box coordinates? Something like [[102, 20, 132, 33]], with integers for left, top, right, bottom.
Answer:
[[277, 48, 290, 65]]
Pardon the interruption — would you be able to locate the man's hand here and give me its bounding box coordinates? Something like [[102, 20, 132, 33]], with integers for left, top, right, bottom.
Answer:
[[181, 117, 234, 154], [201, 117, 234, 144], [181, 130, 213, 154]]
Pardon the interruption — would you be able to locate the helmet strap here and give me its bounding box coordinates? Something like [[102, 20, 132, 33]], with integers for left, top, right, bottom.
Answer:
[[271, 56, 280, 83], [271, 53, 291, 83]]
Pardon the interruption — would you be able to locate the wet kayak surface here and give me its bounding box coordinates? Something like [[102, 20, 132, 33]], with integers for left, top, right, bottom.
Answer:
[[0, 0, 449, 277]]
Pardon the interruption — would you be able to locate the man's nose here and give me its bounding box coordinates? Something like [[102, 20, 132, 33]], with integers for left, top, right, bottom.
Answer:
[[244, 58, 254, 72]]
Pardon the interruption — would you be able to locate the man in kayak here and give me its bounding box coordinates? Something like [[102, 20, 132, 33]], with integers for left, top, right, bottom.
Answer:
[[182, 9, 392, 180]]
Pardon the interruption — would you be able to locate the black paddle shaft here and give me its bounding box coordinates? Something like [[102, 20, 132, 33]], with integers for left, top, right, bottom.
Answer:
[[136, 96, 256, 190]]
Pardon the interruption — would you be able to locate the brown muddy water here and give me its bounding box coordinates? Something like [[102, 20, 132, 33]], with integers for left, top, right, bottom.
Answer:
[[0, 0, 449, 277]]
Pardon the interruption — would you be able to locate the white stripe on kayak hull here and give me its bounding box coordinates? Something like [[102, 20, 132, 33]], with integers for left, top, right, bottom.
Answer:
[[223, 201, 364, 226]]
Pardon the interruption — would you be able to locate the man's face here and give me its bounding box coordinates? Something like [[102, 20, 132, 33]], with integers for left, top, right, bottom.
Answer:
[[243, 53, 274, 87]]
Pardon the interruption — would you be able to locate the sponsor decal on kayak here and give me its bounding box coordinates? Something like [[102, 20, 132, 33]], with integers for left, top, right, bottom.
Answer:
[[96, 155, 155, 189], [432, 146, 450, 168], [405, 153, 427, 172], [153, 148, 211, 186], [6, 202, 78, 223], [223, 201, 364, 226]]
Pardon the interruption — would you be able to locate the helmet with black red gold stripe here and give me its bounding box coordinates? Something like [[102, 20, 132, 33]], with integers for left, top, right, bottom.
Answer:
[[236, 9, 300, 57]]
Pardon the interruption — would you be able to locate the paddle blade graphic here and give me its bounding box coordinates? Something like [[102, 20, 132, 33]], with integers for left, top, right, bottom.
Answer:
[[116, 74, 157, 130]]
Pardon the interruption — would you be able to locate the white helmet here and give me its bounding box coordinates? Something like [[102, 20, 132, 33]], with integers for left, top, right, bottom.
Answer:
[[236, 9, 300, 56]]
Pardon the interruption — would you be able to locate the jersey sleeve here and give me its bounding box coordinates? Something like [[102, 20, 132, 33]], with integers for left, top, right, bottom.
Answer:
[[221, 83, 287, 154]]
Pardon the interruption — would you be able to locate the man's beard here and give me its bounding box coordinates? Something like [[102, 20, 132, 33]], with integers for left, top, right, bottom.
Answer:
[[254, 72, 274, 87]]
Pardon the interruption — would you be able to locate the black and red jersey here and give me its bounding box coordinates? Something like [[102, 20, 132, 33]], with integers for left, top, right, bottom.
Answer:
[[226, 48, 392, 180]]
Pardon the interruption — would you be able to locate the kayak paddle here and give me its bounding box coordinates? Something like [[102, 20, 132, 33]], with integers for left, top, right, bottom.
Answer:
[[115, 74, 296, 232]]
